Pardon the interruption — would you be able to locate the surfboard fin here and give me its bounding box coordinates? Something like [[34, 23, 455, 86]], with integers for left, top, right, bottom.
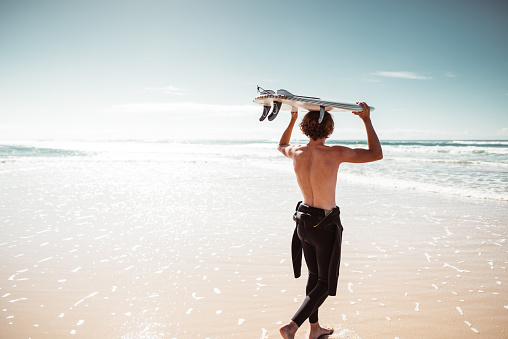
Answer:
[[267, 101, 282, 121], [319, 106, 325, 123], [259, 105, 271, 121]]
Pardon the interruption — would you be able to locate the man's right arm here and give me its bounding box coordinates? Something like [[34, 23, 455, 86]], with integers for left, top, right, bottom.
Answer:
[[335, 102, 383, 163], [277, 110, 299, 159]]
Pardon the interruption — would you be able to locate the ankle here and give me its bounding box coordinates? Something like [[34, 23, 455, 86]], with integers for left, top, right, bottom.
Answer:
[[310, 321, 320, 329], [280, 321, 299, 336]]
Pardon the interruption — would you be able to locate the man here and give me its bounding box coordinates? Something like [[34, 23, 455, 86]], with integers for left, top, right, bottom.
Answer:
[[278, 102, 382, 339]]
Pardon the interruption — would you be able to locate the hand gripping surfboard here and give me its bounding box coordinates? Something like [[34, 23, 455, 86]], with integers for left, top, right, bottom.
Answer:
[[254, 86, 375, 122]]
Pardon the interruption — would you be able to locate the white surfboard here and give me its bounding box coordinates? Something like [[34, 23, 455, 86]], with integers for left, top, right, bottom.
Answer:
[[253, 87, 375, 122]]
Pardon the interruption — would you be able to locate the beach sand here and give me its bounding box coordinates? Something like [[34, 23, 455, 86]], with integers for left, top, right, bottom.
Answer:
[[0, 157, 507, 338]]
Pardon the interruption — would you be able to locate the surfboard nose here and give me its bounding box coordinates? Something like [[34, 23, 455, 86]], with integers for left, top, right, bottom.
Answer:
[[257, 86, 275, 95]]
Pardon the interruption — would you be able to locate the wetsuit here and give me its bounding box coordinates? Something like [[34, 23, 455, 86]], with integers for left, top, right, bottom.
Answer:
[[291, 202, 343, 326]]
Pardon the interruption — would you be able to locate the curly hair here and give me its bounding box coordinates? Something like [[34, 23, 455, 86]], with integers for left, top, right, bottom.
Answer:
[[299, 111, 334, 141]]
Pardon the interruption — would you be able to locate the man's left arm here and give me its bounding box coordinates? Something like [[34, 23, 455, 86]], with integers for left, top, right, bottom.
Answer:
[[277, 110, 298, 159]]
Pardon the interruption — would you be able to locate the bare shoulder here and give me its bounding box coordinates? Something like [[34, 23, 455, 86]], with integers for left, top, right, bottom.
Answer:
[[278, 143, 302, 159], [330, 145, 353, 155]]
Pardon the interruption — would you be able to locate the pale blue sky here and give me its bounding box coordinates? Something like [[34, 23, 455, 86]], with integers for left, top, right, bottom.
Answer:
[[1, 0, 507, 140]]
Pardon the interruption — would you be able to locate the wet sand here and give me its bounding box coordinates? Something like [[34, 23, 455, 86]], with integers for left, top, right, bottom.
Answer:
[[0, 158, 506, 338]]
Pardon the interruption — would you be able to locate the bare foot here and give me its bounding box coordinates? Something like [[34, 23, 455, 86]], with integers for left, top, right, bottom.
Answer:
[[309, 322, 334, 339], [279, 321, 298, 339]]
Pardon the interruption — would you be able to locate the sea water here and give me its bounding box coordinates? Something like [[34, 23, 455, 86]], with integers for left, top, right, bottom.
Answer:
[[0, 139, 507, 201]]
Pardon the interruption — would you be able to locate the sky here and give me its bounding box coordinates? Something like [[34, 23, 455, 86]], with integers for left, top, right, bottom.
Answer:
[[1, 0, 507, 141]]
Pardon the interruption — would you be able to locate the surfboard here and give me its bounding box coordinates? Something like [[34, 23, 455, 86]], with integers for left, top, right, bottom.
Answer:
[[253, 87, 375, 122]]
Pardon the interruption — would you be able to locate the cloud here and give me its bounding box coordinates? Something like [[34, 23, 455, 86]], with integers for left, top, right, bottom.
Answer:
[[102, 102, 259, 116], [372, 71, 432, 80], [144, 86, 187, 95], [361, 78, 384, 83], [443, 71, 457, 78]]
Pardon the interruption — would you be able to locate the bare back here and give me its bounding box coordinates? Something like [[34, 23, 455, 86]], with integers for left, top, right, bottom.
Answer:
[[292, 144, 340, 210], [277, 103, 382, 212]]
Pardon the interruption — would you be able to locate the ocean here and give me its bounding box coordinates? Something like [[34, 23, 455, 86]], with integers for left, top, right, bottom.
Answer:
[[1, 139, 506, 201]]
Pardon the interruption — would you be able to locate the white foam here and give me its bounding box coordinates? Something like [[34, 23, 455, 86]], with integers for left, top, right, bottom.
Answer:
[[451, 140, 508, 146], [38, 256, 53, 263], [256, 283, 266, 290], [85, 292, 98, 299], [192, 292, 204, 300], [9, 298, 27, 303], [72, 292, 98, 307], [348, 282, 354, 293], [73, 299, 85, 307], [340, 171, 508, 201], [464, 321, 480, 333], [444, 263, 470, 273], [456, 306, 463, 315]]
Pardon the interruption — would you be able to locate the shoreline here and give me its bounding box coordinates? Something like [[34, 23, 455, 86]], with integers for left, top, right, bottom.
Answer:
[[1, 138, 507, 203]]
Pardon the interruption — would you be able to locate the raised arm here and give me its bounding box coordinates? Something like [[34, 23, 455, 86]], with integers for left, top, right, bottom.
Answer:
[[336, 102, 383, 163], [277, 110, 298, 159]]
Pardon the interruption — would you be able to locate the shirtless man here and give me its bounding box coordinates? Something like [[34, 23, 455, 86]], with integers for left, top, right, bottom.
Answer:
[[278, 102, 382, 339]]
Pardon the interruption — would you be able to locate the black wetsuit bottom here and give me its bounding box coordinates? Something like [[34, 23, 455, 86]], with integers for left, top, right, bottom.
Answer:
[[291, 213, 336, 327]]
